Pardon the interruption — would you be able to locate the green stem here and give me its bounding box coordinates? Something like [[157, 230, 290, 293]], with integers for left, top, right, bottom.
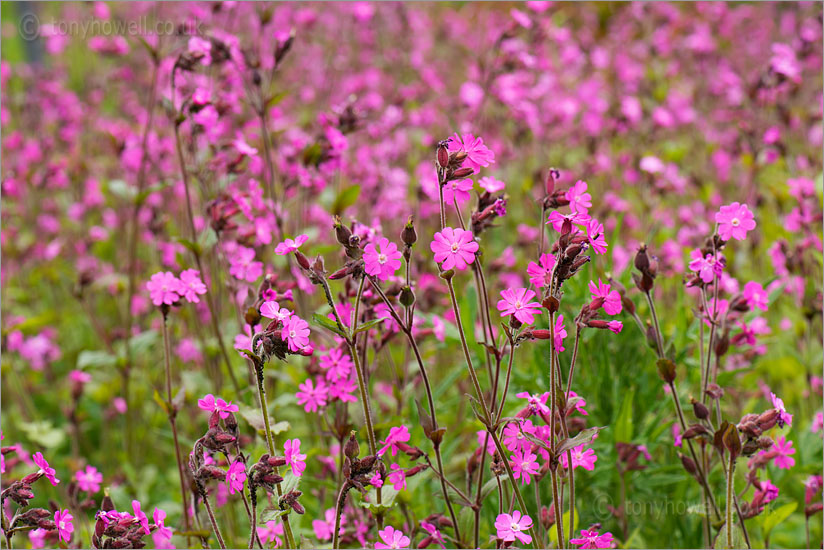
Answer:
[[726, 452, 734, 549]]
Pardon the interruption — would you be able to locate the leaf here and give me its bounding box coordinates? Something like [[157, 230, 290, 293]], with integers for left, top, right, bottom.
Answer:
[[281, 471, 301, 495], [19, 420, 65, 449], [266, 91, 288, 110], [153, 389, 169, 415], [614, 388, 635, 443], [713, 522, 747, 549], [759, 501, 797, 540], [554, 427, 604, 458], [176, 237, 203, 257], [548, 508, 578, 546], [359, 483, 400, 513], [332, 185, 361, 215], [259, 507, 289, 523], [312, 313, 347, 337], [354, 317, 389, 334], [77, 350, 118, 369]]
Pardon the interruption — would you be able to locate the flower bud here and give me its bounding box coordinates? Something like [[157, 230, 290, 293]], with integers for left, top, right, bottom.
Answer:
[[723, 424, 742, 459], [399, 285, 416, 307], [437, 145, 449, 168], [450, 167, 474, 180], [401, 216, 417, 246], [680, 453, 698, 477], [344, 432, 360, 459], [294, 251, 311, 270], [334, 216, 352, 246], [692, 399, 710, 420]]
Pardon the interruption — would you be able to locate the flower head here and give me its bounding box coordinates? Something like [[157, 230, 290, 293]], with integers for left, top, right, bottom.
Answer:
[[743, 281, 768, 311], [494, 510, 533, 545], [275, 234, 308, 255], [226, 460, 247, 494], [178, 269, 207, 303], [132, 500, 150, 535], [570, 529, 614, 549], [430, 227, 479, 271], [285, 439, 307, 477], [54, 509, 74, 543], [261, 301, 292, 323], [387, 463, 407, 491], [689, 249, 724, 283], [146, 272, 181, 306], [588, 279, 622, 315], [446, 132, 495, 172], [378, 425, 411, 457], [375, 525, 411, 549], [527, 254, 556, 288], [296, 378, 328, 413], [716, 202, 756, 241], [197, 394, 239, 419], [497, 287, 543, 325], [554, 315, 568, 352], [566, 180, 592, 214], [442, 178, 474, 204], [559, 444, 598, 471], [585, 218, 608, 254], [75, 465, 103, 493], [282, 316, 311, 352], [769, 392, 793, 427], [33, 452, 59, 486], [511, 451, 540, 485], [364, 238, 403, 281]]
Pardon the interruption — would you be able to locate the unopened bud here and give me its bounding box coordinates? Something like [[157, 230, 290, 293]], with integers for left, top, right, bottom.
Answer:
[[401, 216, 417, 246], [334, 216, 352, 246], [692, 399, 710, 420], [437, 145, 449, 168], [450, 167, 474, 179], [295, 251, 311, 270], [400, 285, 415, 307], [344, 432, 360, 459]]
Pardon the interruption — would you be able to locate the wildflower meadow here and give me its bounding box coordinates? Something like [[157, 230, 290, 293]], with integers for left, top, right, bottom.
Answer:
[[1, 2, 822, 549]]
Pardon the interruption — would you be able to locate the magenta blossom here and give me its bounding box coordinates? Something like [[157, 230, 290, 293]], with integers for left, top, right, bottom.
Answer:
[[585, 218, 608, 254], [282, 316, 311, 352], [497, 287, 543, 325], [275, 234, 308, 255], [479, 176, 505, 193], [511, 451, 540, 485], [378, 425, 411, 457], [743, 281, 768, 311], [716, 202, 756, 241], [442, 178, 474, 204], [260, 300, 292, 323], [132, 500, 150, 535], [547, 209, 591, 232], [588, 279, 622, 315], [152, 508, 173, 548], [197, 394, 239, 419], [769, 392, 793, 427], [296, 378, 328, 413], [54, 509, 74, 543], [375, 525, 411, 549], [387, 463, 407, 491], [559, 444, 598, 471], [494, 510, 533, 545], [446, 132, 495, 172], [284, 439, 307, 477], [566, 180, 592, 214], [768, 436, 796, 469], [226, 460, 246, 494], [554, 315, 568, 352], [75, 465, 103, 493], [258, 520, 284, 547], [570, 529, 614, 549], [364, 237, 403, 281], [527, 253, 556, 288], [689, 249, 724, 283], [178, 269, 207, 303], [146, 271, 181, 306], [430, 227, 479, 271], [33, 452, 59, 486]]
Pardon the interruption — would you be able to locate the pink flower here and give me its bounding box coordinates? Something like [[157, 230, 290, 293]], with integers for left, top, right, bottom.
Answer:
[[716, 202, 756, 241], [260, 301, 292, 323], [378, 425, 411, 457], [178, 269, 207, 303], [547, 210, 591, 232], [75, 465, 103, 493], [497, 287, 543, 325], [54, 509, 74, 543], [387, 463, 407, 491], [146, 272, 181, 306], [559, 444, 598, 471], [313, 508, 345, 541], [275, 234, 308, 255], [285, 439, 307, 477], [369, 470, 384, 489], [588, 279, 622, 315], [282, 316, 311, 352], [420, 521, 446, 549], [606, 320, 623, 334], [446, 133, 495, 172], [673, 424, 683, 447], [319, 348, 353, 381], [585, 218, 608, 254], [494, 510, 533, 545], [152, 508, 173, 548], [527, 254, 556, 288], [258, 521, 284, 547], [226, 460, 246, 494], [132, 500, 150, 535], [566, 180, 592, 214], [769, 392, 793, 427], [442, 178, 474, 204], [197, 394, 239, 419], [187, 36, 212, 65], [570, 529, 614, 549], [503, 421, 537, 455], [743, 281, 768, 311], [229, 246, 263, 282], [479, 176, 505, 193], [296, 378, 328, 413], [375, 525, 410, 549], [764, 436, 796, 469], [515, 392, 551, 417], [554, 315, 568, 352], [364, 238, 403, 281], [511, 451, 540, 485], [430, 227, 479, 271], [689, 250, 723, 283], [33, 452, 59, 485]]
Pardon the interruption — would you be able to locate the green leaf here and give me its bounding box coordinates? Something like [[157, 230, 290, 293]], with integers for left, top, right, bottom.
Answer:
[[176, 237, 203, 257], [354, 317, 389, 334], [19, 420, 66, 449], [312, 313, 347, 337], [259, 507, 289, 523], [614, 388, 635, 443], [332, 185, 361, 215], [77, 350, 118, 369], [713, 522, 747, 549], [153, 389, 169, 415], [359, 483, 400, 513], [281, 471, 301, 495], [759, 501, 797, 540], [554, 427, 604, 458], [548, 508, 578, 545]]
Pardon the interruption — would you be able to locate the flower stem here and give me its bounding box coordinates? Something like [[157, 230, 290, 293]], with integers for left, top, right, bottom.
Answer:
[[332, 483, 348, 549], [726, 451, 735, 549], [200, 484, 227, 550], [161, 310, 193, 542], [253, 360, 296, 549]]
